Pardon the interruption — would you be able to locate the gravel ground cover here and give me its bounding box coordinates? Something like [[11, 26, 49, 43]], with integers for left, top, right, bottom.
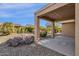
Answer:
[[0, 43, 64, 56]]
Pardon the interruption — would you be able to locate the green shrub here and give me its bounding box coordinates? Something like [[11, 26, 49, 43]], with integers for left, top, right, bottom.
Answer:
[[40, 30, 47, 37], [2, 31, 10, 35], [27, 27, 34, 33]]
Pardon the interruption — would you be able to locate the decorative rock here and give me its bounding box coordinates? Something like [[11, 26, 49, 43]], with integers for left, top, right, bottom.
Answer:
[[24, 36, 34, 45], [6, 35, 34, 47]]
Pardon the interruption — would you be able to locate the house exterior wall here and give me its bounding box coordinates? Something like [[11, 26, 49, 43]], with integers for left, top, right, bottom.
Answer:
[[62, 22, 75, 37], [36, 3, 77, 55], [75, 3, 79, 56]]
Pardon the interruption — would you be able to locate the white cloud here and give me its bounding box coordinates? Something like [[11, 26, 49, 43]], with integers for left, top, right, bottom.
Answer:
[[0, 12, 13, 18], [0, 4, 35, 18], [0, 3, 46, 18], [0, 10, 35, 18], [0, 3, 35, 9]]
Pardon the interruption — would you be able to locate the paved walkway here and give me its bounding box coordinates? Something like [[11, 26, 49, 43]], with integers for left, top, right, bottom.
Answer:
[[38, 36, 75, 56]]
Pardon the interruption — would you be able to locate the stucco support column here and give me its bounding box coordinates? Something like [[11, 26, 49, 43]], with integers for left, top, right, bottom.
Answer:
[[75, 3, 79, 56], [51, 21, 55, 38], [34, 16, 40, 44]]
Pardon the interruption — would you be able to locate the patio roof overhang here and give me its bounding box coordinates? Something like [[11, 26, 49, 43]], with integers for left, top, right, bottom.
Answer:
[[35, 3, 75, 21], [34, 3, 79, 56]]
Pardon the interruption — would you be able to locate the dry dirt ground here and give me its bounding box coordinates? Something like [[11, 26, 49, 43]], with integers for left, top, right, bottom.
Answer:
[[0, 33, 64, 56], [0, 43, 64, 56]]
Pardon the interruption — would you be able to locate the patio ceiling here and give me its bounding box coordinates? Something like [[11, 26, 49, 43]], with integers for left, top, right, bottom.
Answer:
[[36, 3, 75, 21]]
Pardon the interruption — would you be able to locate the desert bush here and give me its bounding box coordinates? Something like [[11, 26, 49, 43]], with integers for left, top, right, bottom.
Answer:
[[40, 30, 47, 37], [27, 27, 34, 33], [2, 31, 10, 35], [0, 22, 14, 35]]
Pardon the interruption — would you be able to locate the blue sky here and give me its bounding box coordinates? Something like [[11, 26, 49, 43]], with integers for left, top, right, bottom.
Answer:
[[0, 3, 47, 26]]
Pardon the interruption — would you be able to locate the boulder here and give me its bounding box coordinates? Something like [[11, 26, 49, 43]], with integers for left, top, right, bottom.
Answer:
[[6, 35, 34, 47], [24, 36, 34, 45], [6, 37, 22, 47], [6, 38, 13, 46]]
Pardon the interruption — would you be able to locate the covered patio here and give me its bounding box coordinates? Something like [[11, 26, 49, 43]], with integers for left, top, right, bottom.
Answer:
[[34, 3, 79, 56], [38, 36, 75, 56]]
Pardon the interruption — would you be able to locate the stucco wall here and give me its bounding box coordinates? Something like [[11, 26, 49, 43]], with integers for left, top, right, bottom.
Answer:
[[75, 3, 79, 56], [62, 22, 75, 37]]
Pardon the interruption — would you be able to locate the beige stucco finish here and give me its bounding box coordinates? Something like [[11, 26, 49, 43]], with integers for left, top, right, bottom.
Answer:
[[34, 17, 40, 44], [36, 3, 69, 16], [62, 22, 75, 37], [75, 3, 79, 56], [51, 21, 55, 38], [35, 3, 79, 56]]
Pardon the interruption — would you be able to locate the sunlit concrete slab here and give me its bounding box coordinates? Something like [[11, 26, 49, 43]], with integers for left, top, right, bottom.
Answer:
[[38, 36, 75, 56]]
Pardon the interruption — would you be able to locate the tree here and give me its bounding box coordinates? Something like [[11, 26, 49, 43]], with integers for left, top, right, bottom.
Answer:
[[1, 22, 14, 34], [46, 22, 62, 33], [25, 24, 34, 33]]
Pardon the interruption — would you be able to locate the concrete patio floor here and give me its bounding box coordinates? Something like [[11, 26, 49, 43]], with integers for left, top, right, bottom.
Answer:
[[38, 36, 75, 56]]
